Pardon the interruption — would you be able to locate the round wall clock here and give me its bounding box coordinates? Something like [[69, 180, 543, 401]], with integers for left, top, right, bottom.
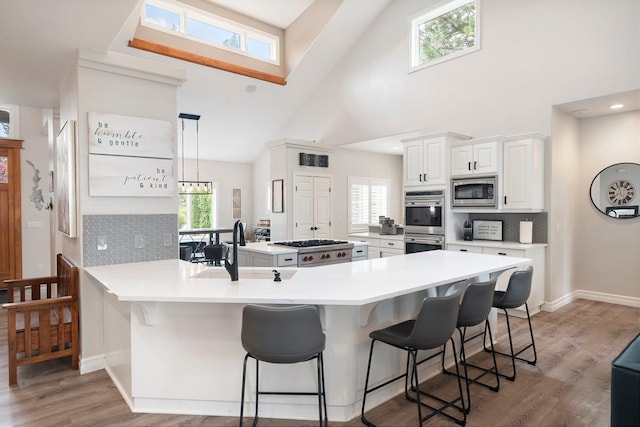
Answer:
[[608, 180, 635, 206]]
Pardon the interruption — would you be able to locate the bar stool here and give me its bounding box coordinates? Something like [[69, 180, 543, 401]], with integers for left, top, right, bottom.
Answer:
[[203, 243, 227, 266], [484, 266, 537, 381], [441, 278, 499, 412], [361, 292, 466, 427], [240, 304, 327, 427]]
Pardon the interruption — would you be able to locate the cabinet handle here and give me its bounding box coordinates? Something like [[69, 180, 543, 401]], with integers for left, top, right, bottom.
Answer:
[[284, 257, 293, 261], [498, 252, 507, 256], [388, 242, 394, 246], [504, 196, 507, 204], [473, 161, 477, 170], [468, 162, 471, 171], [459, 249, 468, 252], [423, 173, 427, 181], [355, 249, 364, 254], [419, 174, 423, 182]]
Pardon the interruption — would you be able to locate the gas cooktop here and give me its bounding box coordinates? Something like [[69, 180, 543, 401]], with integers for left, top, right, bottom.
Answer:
[[273, 239, 349, 248]]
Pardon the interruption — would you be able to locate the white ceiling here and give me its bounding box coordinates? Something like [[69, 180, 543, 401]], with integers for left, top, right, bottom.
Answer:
[[0, 0, 391, 163], [202, 0, 315, 28], [1, 1, 638, 162]]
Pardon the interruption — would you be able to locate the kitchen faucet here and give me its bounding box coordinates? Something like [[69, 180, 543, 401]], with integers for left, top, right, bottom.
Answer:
[[225, 219, 245, 281]]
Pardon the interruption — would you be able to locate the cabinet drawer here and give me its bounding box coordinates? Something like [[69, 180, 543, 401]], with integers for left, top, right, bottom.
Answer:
[[277, 253, 297, 267], [379, 239, 403, 250], [481, 247, 525, 258], [352, 246, 368, 259], [380, 248, 404, 257], [353, 237, 380, 247], [446, 244, 483, 254]]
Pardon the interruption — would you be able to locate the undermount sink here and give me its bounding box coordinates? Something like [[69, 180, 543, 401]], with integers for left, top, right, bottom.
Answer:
[[192, 268, 296, 280]]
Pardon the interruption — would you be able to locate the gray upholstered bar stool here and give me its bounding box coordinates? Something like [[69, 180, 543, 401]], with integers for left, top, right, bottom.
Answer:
[[240, 304, 327, 427], [361, 292, 466, 427], [441, 278, 499, 412], [484, 266, 537, 381]]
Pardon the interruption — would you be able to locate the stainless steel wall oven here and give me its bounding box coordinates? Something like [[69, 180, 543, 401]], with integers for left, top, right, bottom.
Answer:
[[404, 190, 445, 253]]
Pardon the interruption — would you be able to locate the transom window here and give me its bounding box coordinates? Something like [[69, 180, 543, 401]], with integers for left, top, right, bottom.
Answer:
[[348, 177, 390, 232], [142, 0, 279, 65], [410, 0, 479, 71]]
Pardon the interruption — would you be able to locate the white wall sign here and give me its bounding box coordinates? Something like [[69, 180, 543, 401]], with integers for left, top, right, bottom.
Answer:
[[89, 155, 174, 197], [88, 112, 173, 159]]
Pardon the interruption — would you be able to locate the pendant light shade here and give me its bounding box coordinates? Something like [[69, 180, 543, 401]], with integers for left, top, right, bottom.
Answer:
[[178, 113, 212, 195]]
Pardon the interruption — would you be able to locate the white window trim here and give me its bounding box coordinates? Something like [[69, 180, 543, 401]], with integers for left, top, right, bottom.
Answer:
[[348, 176, 391, 233], [142, 0, 280, 65], [409, 0, 480, 73], [0, 104, 20, 139]]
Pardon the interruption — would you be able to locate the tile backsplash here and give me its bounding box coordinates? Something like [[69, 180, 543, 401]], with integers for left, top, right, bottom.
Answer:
[[83, 214, 178, 267], [467, 212, 548, 243]]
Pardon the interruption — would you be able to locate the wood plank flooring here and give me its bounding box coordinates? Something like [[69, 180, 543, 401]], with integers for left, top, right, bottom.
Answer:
[[0, 299, 638, 426]]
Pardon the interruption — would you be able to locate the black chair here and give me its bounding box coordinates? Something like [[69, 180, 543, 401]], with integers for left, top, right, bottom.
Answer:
[[611, 332, 640, 426], [203, 244, 227, 266], [179, 245, 193, 261], [484, 266, 537, 381], [180, 241, 205, 262], [361, 292, 466, 427], [441, 278, 499, 412], [240, 304, 327, 427]]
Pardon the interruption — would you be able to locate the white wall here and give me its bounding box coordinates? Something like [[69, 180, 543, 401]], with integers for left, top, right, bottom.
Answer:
[[19, 105, 52, 277], [280, 0, 640, 146], [573, 111, 640, 298]]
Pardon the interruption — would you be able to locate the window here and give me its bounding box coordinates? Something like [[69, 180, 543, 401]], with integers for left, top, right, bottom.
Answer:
[[348, 177, 390, 232], [179, 184, 218, 230], [142, 0, 279, 64], [0, 104, 20, 139], [410, 0, 479, 71]]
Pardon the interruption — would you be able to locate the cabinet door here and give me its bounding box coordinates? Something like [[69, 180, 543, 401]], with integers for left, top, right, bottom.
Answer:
[[503, 138, 544, 210], [403, 140, 424, 186], [473, 141, 498, 174], [423, 137, 446, 185], [313, 177, 332, 239], [294, 176, 314, 240], [251, 252, 274, 267], [446, 244, 483, 254], [450, 145, 474, 176]]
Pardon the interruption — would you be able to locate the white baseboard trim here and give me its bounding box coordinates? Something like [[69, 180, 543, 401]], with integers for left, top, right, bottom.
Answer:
[[542, 290, 640, 312], [574, 290, 640, 307], [80, 354, 106, 375]]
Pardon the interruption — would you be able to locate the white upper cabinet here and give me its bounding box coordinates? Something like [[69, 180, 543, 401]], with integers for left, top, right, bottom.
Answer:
[[502, 134, 545, 211], [403, 132, 470, 187], [450, 137, 499, 176]]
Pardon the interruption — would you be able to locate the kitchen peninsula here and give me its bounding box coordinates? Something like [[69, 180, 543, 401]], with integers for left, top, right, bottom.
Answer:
[[85, 250, 530, 422]]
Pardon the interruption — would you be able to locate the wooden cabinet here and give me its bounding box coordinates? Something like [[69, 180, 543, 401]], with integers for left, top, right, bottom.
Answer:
[[446, 242, 546, 316], [502, 134, 545, 211], [403, 132, 470, 187], [450, 137, 499, 177]]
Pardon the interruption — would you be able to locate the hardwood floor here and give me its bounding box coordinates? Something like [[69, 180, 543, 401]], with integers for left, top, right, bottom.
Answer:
[[0, 299, 637, 426]]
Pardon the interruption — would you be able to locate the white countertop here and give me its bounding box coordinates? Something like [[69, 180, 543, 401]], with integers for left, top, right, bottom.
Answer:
[[85, 250, 530, 306], [237, 240, 368, 255], [448, 240, 547, 250], [349, 232, 405, 241]]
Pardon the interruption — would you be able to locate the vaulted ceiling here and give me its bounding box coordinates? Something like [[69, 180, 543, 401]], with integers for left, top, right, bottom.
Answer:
[[0, 0, 391, 162]]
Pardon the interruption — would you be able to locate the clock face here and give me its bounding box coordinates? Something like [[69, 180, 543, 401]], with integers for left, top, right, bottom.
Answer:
[[608, 180, 635, 206]]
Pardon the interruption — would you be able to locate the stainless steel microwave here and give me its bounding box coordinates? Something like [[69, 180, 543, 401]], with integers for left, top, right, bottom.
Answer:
[[451, 176, 498, 207]]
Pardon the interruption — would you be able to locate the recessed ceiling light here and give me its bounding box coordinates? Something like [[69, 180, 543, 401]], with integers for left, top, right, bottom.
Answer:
[[610, 103, 624, 110], [571, 109, 587, 116], [245, 84, 257, 93]]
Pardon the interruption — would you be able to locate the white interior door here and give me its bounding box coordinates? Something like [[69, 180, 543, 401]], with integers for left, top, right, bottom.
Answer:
[[293, 174, 332, 240], [313, 176, 331, 238]]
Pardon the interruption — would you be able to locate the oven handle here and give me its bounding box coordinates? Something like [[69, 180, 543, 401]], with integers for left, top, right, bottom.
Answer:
[[404, 234, 444, 245], [404, 200, 443, 207]]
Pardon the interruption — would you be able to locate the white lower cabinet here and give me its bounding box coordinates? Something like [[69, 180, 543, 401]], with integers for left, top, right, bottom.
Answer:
[[237, 249, 297, 267], [351, 235, 405, 259], [446, 242, 546, 317]]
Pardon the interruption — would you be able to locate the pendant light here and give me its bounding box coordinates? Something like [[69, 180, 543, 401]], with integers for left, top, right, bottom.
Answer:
[[178, 112, 212, 194]]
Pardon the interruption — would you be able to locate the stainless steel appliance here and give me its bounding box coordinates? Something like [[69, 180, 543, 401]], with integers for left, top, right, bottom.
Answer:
[[272, 239, 354, 267], [404, 233, 445, 253], [404, 190, 445, 235], [451, 176, 498, 208]]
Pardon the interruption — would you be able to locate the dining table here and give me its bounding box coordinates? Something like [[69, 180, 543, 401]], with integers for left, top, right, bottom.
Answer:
[[178, 227, 234, 245]]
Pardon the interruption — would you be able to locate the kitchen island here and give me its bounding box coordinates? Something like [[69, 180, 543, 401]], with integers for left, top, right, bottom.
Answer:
[[85, 250, 529, 422]]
